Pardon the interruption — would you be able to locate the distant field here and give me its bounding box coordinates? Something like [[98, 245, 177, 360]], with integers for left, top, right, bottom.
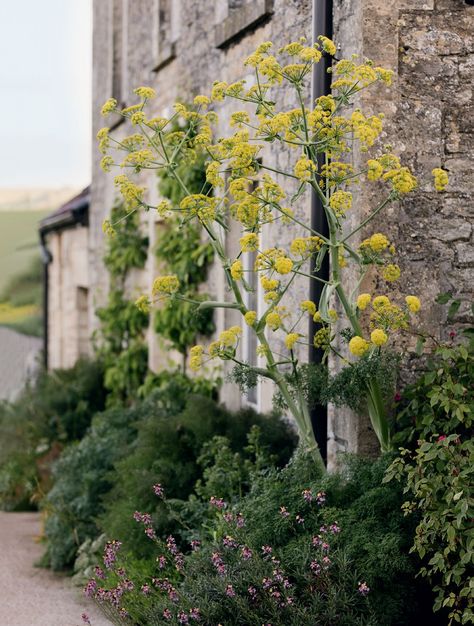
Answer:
[[0, 210, 48, 293]]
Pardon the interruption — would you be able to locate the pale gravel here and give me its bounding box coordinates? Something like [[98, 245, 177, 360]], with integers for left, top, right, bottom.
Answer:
[[0, 512, 113, 626]]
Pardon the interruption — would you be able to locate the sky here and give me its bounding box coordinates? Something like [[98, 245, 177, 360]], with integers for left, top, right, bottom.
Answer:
[[0, 0, 92, 189]]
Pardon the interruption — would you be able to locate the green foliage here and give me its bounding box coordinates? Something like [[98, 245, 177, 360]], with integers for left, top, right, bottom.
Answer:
[[154, 149, 215, 360], [98, 395, 296, 560], [95, 200, 149, 403], [41, 405, 140, 570], [89, 455, 439, 626], [386, 331, 474, 625], [0, 359, 106, 510], [0, 254, 43, 307]]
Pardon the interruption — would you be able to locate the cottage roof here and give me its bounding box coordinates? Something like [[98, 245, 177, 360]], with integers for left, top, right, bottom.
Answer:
[[38, 186, 90, 234]]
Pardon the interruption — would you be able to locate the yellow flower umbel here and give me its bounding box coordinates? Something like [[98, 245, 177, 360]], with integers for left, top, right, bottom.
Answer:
[[274, 257, 293, 275], [189, 345, 204, 371], [329, 191, 352, 217], [432, 168, 449, 192], [357, 293, 371, 310], [266, 311, 282, 330], [294, 157, 317, 181], [240, 233, 259, 252], [285, 333, 300, 350], [371, 329, 388, 346], [349, 336, 369, 356], [405, 295, 421, 313], [230, 260, 244, 281], [382, 264, 401, 282], [300, 300, 316, 316], [244, 311, 257, 326], [152, 275, 180, 296]]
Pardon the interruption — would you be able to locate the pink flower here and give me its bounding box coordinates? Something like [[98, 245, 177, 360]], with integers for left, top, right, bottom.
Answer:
[[209, 496, 226, 510], [225, 584, 236, 598], [153, 483, 164, 498], [302, 489, 313, 502], [358, 581, 370, 596], [163, 608, 172, 620], [394, 392, 402, 402], [279, 506, 290, 517], [438, 435, 447, 442]]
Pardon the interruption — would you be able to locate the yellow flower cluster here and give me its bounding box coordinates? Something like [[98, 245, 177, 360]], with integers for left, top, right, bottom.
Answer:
[[290, 236, 322, 257], [432, 168, 449, 192], [189, 345, 204, 371], [134, 295, 150, 313], [244, 310, 257, 326], [383, 167, 417, 194], [313, 327, 330, 350], [152, 275, 180, 295], [240, 233, 259, 252], [360, 232, 390, 254], [101, 98, 117, 116], [134, 86, 156, 100], [266, 311, 282, 330], [300, 300, 317, 315], [121, 149, 154, 170], [356, 293, 371, 310], [114, 175, 146, 208], [230, 111, 251, 128], [294, 157, 317, 181], [179, 194, 218, 221], [405, 295, 421, 313], [349, 336, 369, 356], [230, 260, 244, 281], [100, 156, 114, 172], [285, 333, 300, 350], [351, 111, 383, 148], [274, 257, 293, 275], [382, 264, 401, 282], [329, 190, 352, 217], [206, 161, 224, 188]]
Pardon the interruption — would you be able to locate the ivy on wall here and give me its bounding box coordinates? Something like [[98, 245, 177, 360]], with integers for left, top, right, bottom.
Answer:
[[95, 201, 149, 404], [154, 150, 215, 369]]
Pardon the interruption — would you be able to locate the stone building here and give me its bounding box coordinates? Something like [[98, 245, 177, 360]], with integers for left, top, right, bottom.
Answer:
[[39, 187, 91, 370], [46, 0, 474, 465]]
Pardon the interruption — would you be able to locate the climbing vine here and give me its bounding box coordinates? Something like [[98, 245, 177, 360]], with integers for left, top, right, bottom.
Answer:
[[95, 200, 149, 404], [154, 148, 215, 370]]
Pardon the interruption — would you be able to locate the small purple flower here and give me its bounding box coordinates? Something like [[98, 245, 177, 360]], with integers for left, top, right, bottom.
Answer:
[[310, 560, 321, 575], [153, 483, 164, 498], [223, 512, 233, 523], [312, 535, 322, 547], [93, 566, 105, 580], [279, 506, 290, 518], [163, 608, 172, 620], [189, 607, 201, 620], [81, 613, 91, 625], [178, 611, 189, 624], [261, 545, 272, 557], [84, 579, 97, 598], [141, 584, 150, 595], [145, 527, 157, 540], [235, 513, 245, 528], [316, 491, 326, 505], [319, 525, 327, 534], [133, 511, 152, 525], [322, 556, 331, 568], [119, 608, 129, 618], [123, 578, 134, 591], [166, 535, 178, 555], [295, 515, 305, 524], [157, 555, 167, 569], [211, 552, 227, 576], [191, 539, 201, 551], [329, 522, 341, 534], [394, 391, 402, 402], [358, 581, 370, 596], [209, 496, 226, 510], [103, 540, 122, 569], [225, 584, 236, 598], [248, 585, 257, 599], [241, 545, 253, 560], [302, 489, 313, 502], [322, 542, 330, 552], [222, 535, 238, 549], [116, 567, 126, 577]]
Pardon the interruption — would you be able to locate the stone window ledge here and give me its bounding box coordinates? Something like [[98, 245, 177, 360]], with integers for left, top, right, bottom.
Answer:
[[215, 0, 274, 49], [153, 41, 177, 73]]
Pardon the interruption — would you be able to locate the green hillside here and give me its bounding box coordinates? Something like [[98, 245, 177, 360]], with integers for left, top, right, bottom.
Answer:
[[0, 210, 48, 293], [0, 210, 48, 336]]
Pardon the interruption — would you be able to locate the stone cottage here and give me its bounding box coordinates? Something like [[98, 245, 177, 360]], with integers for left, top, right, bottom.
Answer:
[[43, 0, 474, 465]]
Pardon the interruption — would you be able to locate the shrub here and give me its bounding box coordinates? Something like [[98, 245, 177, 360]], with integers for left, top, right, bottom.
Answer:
[[41, 404, 140, 570], [99, 395, 296, 561], [386, 330, 474, 625], [87, 454, 440, 626], [0, 358, 106, 510]]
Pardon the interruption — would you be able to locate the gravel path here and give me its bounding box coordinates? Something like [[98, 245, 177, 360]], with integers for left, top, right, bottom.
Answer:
[[0, 512, 112, 626]]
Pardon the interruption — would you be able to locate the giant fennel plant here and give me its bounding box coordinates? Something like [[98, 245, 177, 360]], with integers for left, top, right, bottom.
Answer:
[[97, 37, 448, 469]]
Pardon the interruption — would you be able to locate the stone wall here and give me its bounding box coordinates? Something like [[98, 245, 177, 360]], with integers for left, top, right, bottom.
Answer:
[[91, 0, 473, 465], [47, 226, 90, 370]]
